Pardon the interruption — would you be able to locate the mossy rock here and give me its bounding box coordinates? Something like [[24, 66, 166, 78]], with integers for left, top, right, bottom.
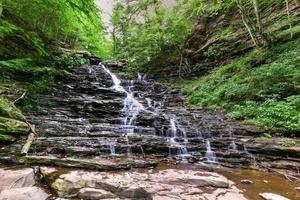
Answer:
[[0, 133, 16, 142], [0, 96, 26, 122], [0, 116, 29, 135]]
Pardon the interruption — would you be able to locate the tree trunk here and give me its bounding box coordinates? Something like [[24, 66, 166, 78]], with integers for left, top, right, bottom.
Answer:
[[285, 0, 293, 39], [238, 4, 259, 47], [0, 0, 3, 17], [253, 0, 262, 30]]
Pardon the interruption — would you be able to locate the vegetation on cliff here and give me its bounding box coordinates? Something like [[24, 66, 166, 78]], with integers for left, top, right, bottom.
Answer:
[[0, 0, 110, 94], [0, 0, 109, 140], [111, 0, 300, 135]]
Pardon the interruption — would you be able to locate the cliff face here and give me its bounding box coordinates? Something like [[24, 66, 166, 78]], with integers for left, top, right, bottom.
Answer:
[[151, 1, 300, 77]]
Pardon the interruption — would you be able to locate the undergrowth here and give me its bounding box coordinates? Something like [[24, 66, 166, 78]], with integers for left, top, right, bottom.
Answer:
[[182, 38, 300, 136]]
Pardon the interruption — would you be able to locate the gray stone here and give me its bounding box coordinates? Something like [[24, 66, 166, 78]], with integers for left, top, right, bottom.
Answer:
[[120, 186, 152, 199], [241, 179, 253, 184], [78, 188, 116, 199], [0, 187, 48, 200], [259, 193, 290, 200]]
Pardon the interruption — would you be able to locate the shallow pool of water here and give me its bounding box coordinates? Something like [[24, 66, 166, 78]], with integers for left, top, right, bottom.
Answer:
[[219, 168, 300, 200]]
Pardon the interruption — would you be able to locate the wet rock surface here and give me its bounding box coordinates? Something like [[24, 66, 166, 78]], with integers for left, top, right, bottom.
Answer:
[[48, 168, 246, 200], [0, 63, 299, 171]]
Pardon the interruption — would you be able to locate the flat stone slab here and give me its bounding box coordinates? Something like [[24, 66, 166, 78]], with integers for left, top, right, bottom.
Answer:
[[0, 168, 35, 190], [0, 187, 48, 200], [48, 168, 246, 199], [259, 193, 290, 200]]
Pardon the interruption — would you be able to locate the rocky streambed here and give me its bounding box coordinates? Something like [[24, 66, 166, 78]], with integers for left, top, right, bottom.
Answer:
[[0, 61, 300, 199]]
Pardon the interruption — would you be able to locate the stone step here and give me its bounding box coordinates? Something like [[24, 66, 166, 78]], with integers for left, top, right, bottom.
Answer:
[[17, 155, 158, 170]]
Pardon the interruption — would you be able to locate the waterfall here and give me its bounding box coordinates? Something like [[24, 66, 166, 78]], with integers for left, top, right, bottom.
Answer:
[[229, 141, 237, 151], [168, 117, 190, 161], [108, 141, 116, 155], [122, 80, 144, 135], [227, 126, 237, 151], [204, 140, 217, 163], [100, 63, 144, 155], [243, 144, 257, 164], [101, 64, 126, 92], [137, 72, 147, 82]]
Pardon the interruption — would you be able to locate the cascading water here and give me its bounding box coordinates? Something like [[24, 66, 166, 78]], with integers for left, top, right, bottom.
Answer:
[[168, 117, 190, 161], [244, 144, 257, 164], [100, 63, 144, 155], [229, 141, 237, 151], [137, 72, 147, 82], [122, 80, 144, 135], [227, 126, 237, 151], [108, 141, 116, 155], [204, 140, 218, 163]]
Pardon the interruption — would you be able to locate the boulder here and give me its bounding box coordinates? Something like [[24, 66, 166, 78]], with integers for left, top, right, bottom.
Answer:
[[259, 193, 290, 200], [0, 168, 35, 190], [119, 186, 152, 199], [78, 188, 116, 199], [0, 187, 48, 200], [0, 117, 29, 135]]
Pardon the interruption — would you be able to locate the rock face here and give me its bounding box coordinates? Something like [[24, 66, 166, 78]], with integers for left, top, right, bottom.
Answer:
[[1, 63, 299, 172], [0, 168, 48, 200], [49, 169, 246, 200]]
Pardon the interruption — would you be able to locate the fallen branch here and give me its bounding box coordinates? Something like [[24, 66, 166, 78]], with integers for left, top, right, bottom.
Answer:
[[11, 91, 38, 154], [13, 91, 26, 104], [21, 122, 38, 155]]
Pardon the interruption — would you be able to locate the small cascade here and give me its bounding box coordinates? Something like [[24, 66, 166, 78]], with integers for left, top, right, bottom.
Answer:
[[227, 126, 238, 151], [229, 141, 237, 151], [137, 72, 147, 82], [204, 140, 218, 163], [108, 141, 116, 155], [140, 146, 145, 158], [244, 144, 257, 164], [168, 117, 190, 161]]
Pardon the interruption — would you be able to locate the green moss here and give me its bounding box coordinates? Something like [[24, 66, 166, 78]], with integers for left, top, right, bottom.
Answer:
[[281, 138, 297, 148], [0, 116, 29, 135], [0, 96, 26, 121], [0, 133, 16, 142]]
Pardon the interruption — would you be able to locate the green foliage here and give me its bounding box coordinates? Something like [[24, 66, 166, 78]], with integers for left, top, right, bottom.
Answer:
[[182, 38, 300, 135], [2, 0, 110, 58], [230, 98, 300, 134], [26, 75, 55, 95], [111, 0, 192, 68], [0, 19, 18, 38]]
